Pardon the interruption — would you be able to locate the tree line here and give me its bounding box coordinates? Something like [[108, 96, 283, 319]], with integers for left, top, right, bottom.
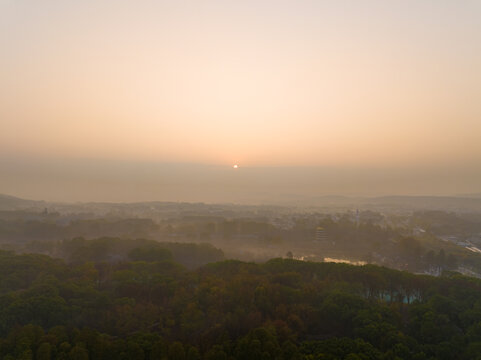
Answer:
[[1, 240, 481, 358]]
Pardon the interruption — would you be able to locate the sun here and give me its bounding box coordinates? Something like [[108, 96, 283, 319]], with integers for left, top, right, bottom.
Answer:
[[233, 164, 239, 169]]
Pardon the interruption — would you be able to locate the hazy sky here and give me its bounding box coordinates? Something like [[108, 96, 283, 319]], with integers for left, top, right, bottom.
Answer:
[[1, 1, 481, 201]]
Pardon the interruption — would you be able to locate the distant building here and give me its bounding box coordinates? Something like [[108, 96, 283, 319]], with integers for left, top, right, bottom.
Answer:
[[315, 226, 328, 242]]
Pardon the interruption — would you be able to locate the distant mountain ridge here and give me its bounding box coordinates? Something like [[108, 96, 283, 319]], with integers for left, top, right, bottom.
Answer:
[[0, 194, 45, 211], [457, 193, 481, 199], [360, 196, 481, 212], [1, 193, 481, 212]]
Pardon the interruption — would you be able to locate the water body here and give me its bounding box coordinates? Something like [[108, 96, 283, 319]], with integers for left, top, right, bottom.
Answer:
[[324, 257, 367, 266]]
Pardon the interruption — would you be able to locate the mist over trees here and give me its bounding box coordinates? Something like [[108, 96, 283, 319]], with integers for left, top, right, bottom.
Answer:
[[1, 195, 481, 359]]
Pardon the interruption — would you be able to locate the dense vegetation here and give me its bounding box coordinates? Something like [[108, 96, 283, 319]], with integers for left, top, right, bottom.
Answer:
[[26, 237, 225, 269], [0, 210, 472, 275], [0, 216, 160, 243], [2, 244, 481, 359]]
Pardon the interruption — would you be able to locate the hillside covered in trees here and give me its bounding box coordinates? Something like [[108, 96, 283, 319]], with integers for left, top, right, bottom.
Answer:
[[2, 243, 481, 359]]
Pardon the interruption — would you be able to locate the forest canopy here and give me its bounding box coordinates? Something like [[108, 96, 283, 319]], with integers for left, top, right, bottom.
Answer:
[[1, 245, 481, 359]]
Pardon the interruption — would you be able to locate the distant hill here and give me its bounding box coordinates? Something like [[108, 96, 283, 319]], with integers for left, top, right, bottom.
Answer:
[[457, 193, 481, 199], [294, 195, 481, 212], [0, 194, 44, 211], [362, 195, 481, 212], [2, 192, 481, 213]]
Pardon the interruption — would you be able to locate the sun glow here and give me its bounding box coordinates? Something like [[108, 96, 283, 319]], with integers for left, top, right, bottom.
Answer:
[[233, 164, 239, 169]]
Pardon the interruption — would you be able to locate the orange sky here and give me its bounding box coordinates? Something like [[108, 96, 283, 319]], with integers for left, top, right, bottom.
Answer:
[[1, 1, 481, 200]]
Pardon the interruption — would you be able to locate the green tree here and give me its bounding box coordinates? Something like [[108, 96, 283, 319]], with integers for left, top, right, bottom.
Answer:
[[36, 343, 52, 360], [68, 344, 89, 360], [169, 341, 186, 360]]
